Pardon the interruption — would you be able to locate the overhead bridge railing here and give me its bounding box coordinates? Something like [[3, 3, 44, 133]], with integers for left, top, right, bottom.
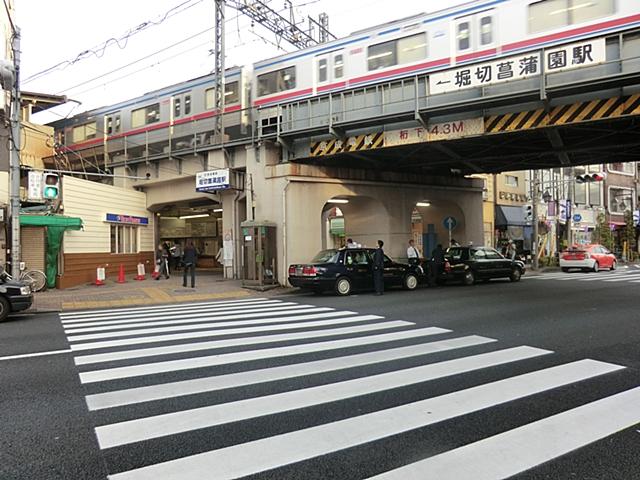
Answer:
[[258, 39, 640, 141]]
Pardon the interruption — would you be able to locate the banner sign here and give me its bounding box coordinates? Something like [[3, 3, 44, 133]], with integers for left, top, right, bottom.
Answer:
[[196, 169, 230, 192], [28, 171, 43, 201], [105, 213, 149, 225]]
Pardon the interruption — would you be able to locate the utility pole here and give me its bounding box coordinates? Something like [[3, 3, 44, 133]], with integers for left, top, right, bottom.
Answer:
[[531, 169, 539, 270], [9, 28, 21, 278], [213, 0, 225, 145]]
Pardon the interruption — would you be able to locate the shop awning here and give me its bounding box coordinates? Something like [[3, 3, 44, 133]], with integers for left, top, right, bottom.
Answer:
[[20, 215, 83, 229], [495, 205, 527, 227]]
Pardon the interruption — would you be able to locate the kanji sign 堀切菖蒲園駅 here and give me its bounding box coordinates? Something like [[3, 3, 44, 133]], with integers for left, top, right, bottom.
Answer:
[[196, 169, 230, 192]]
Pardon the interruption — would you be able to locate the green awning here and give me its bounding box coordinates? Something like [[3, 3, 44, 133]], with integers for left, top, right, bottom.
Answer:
[[20, 215, 83, 229], [19, 215, 83, 288]]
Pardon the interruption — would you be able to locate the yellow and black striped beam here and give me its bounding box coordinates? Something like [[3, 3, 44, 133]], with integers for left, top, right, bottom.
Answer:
[[310, 132, 384, 157], [486, 93, 640, 133]]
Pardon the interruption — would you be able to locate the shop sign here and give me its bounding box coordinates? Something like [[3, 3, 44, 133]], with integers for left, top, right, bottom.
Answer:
[[498, 191, 527, 202], [105, 213, 149, 225], [28, 171, 43, 201], [196, 169, 230, 192]]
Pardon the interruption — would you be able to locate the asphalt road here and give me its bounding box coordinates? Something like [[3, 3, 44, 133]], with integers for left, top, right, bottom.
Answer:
[[2, 268, 640, 480]]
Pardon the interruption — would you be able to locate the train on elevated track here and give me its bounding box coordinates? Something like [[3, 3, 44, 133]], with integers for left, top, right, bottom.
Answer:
[[52, 0, 639, 160]]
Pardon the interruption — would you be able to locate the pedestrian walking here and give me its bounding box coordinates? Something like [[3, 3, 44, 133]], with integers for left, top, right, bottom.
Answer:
[[182, 241, 198, 288], [170, 241, 182, 271], [407, 239, 421, 266], [373, 239, 385, 295], [156, 243, 170, 280], [430, 243, 445, 286], [507, 240, 517, 260]]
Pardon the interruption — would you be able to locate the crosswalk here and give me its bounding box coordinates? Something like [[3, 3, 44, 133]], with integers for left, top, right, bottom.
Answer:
[[59, 297, 640, 479], [525, 269, 640, 285]]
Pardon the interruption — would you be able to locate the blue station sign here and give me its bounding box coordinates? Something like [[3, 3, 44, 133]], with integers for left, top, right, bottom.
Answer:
[[105, 213, 149, 225]]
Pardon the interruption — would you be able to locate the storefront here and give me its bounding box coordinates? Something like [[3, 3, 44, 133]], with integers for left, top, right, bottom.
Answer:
[[158, 210, 223, 268], [495, 205, 529, 254]]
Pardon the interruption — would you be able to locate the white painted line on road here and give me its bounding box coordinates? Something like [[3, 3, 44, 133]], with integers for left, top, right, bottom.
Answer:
[[64, 305, 323, 333], [74, 316, 387, 365], [70, 311, 364, 350], [96, 346, 551, 449], [107, 359, 622, 480], [60, 297, 269, 319], [0, 348, 72, 361], [368, 385, 640, 480], [575, 273, 640, 282], [66, 309, 339, 343], [86, 335, 497, 411], [602, 273, 640, 282], [79, 325, 449, 384], [61, 300, 285, 326]]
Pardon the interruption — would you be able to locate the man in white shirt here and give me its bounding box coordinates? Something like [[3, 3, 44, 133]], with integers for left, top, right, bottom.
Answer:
[[407, 239, 421, 266]]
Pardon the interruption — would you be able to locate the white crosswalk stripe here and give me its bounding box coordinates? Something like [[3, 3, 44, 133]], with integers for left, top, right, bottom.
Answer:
[[526, 271, 640, 285], [57, 298, 640, 479]]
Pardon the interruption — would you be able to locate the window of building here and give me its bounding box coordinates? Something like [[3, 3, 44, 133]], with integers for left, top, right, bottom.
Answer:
[[184, 95, 191, 115], [609, 187, 634, 214], [608, 162, 635, 175], [367, 33, 427, 71], [504, 175, 518, 187], [529, 0, 614, 34], [457, 21, 471, 51], [480, 15, 493, 45], [334, 54, 344, 78], [589, 182, 602, 206], [131, 103, 160, 128], [257, 66, 296, 97], [72, 122, 97, 143], [110, 225, 139, 254], [575, 182, 587, 204], [317, 58, 328, 83]]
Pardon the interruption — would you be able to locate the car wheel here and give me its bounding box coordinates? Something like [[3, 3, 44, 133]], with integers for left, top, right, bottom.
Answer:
[[404, 273, 418, 290], [610, 261, 617, 271], [592, 261, 599, 273], [335, 276, 352, 296], [0, 296, 10, 322], [561, 267, 570, 272], [462, 270, 475, 286], [509, 268, 522, 282]]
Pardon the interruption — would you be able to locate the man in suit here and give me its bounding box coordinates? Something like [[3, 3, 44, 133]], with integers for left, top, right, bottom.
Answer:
[[373, 239, 385, 295]]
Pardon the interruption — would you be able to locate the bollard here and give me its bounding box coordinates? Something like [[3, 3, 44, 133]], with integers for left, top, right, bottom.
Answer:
[[95, 266, 106, 286], [134, 262, 146, 281]]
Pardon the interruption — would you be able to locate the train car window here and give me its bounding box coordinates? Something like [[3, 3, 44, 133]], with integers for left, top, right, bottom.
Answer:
[[368, 39, 396, 71], [317, 58, 328, 83], [115, 115, 121, 133], [457, 21, 471, 51], [184, 95, 191, 115], [205, 88, 215, 109], [131, 103, 160, 128], [480, 16, 493, 45], [334, 54, 344, 78], [174, 98, 181, 118], [72, 122, 97, 143], [225, 81, 239, 103], [257, 66, 296, 96], [397, 33, 427, 65], [530, 0, 614, 33]]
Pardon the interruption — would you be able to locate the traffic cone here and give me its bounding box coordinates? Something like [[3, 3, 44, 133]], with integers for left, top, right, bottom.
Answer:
[[116, 264, 126, 284], [95, 266, 105, 286], [134, 262, 146, 281]]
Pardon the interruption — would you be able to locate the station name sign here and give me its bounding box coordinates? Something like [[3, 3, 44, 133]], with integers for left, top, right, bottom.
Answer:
[[105, 213, 149, 225], [196, 169, 230, 192], [429, 38, 605, 95]]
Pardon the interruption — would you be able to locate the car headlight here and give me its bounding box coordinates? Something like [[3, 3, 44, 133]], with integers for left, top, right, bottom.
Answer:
[[20, 286, 31, 295]]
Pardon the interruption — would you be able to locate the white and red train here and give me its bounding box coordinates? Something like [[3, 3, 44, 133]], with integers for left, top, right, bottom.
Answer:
[[53, 0, 640, 154]]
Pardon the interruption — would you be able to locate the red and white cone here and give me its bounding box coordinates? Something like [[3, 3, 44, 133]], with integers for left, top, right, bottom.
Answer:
[[134, 262, 146, 281], [116, 264, 126, 284], [95, 266, 106, 286]]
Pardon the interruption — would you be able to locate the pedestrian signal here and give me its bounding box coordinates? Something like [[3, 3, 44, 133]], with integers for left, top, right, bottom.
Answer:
[[42, 173, 60, 199], [576, 172, 606, 183]]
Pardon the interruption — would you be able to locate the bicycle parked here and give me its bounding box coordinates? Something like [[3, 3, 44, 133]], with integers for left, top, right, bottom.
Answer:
[[2, 264, 47, 292]]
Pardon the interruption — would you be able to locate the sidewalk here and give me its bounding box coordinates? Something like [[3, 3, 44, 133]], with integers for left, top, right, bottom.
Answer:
[[30, 270, 287, 312]]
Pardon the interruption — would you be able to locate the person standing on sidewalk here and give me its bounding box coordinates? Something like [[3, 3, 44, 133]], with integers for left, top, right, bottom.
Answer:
[[182, 241, 198, 288], [373, 240, 385, 295], [156, 243, 170, 280], [407, 239, 420, 266]]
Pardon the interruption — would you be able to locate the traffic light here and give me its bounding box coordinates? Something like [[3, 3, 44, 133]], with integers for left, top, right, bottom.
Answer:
[[523, 204, 533, 222], [42, 173, 60, 200], [576, 172, 606, 183]]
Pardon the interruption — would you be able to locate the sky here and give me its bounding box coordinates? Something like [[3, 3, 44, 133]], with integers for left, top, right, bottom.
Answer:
[[16, 0, 469, 123]]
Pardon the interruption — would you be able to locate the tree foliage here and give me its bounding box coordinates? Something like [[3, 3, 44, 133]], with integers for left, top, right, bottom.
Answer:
[[623, 209, 637, 260], [593, 213, 615, 251]]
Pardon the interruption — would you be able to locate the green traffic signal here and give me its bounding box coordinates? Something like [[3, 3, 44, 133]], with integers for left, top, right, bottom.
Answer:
[[43, 185, 59, 199]]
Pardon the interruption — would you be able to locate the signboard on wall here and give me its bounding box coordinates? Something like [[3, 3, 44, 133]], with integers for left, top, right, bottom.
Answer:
[[105, 213, 149, 225], [196, 169, 230, 192], [27, 171, 43, 201]]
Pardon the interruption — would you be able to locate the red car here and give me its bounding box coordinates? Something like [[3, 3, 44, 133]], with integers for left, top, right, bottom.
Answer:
[[560, 244, 617, 272]]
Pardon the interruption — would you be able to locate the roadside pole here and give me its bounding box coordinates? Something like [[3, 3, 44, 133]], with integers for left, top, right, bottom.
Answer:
[[531, 170, 539, 270], [9, 29, 21, 278]]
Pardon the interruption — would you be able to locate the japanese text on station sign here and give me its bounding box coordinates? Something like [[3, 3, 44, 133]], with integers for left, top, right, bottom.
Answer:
[[196, 169, 230, 192]]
